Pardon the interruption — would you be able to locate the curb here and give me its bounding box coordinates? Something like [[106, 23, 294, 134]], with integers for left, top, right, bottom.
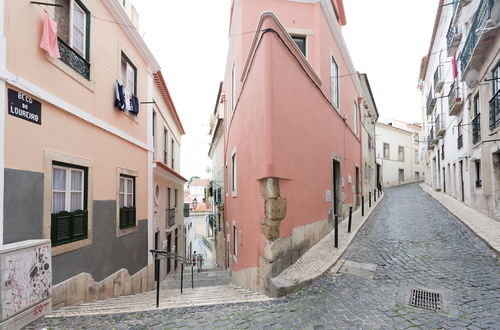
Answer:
[[269, 192, 385, 297], [420, 184, 500, 257]]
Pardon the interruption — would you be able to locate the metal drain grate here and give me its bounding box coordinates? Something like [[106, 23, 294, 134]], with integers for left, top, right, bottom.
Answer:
[[409, 288, 443, 311]]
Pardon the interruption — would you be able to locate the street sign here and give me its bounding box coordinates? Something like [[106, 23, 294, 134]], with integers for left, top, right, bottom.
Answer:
[[8, 88, 42, 125]]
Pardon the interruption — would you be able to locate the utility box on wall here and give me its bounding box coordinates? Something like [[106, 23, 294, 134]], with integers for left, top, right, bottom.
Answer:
[[0, 240, 52, 329]]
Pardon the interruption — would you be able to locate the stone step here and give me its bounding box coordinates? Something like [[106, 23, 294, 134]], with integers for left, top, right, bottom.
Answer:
[[48, 284, 272, 317]]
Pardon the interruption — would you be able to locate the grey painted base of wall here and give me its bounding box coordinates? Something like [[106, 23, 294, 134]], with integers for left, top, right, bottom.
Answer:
[[3, 168, 149, 287]]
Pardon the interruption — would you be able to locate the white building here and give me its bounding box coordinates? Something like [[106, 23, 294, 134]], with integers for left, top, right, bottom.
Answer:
[[419, 0, 499, 218], [376, 121, 425, 187]]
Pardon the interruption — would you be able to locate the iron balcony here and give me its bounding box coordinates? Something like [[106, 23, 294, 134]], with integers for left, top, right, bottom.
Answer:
[[426, 89, 437, 115], [472, 113, 481, 145], [489, 89, 500, 130], [436, 114, 445, 137], [457, 134, 464, 149], [434, 66, 444, 93], [448, 82, 464, 116]]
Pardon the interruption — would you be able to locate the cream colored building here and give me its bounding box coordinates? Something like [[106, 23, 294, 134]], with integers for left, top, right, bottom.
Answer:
[[376, 121, 425, 187], [0, 0, 185, 310]]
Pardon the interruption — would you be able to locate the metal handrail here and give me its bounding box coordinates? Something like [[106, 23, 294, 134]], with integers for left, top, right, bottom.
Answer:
[[150, 249, 195, 308]]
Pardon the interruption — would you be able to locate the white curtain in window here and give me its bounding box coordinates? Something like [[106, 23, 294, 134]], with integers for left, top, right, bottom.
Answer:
[[126, 179, 133, 206], [72, 2, 86, 56], [52, 168, 66, 213], [70, 170, 83, 211]]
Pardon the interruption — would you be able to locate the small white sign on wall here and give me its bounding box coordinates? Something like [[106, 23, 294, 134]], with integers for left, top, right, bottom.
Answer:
[[325, 190, 332, 202], [348, 175, 352, 184]]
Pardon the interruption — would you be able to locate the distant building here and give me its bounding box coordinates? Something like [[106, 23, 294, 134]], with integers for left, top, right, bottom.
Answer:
[[376, 121, 424, 187], [419, 0, 499, 219]]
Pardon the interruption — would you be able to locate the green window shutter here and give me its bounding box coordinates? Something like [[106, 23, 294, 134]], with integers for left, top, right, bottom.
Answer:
[[72, 210, 88, 239], [51, 211, 72, 246], [119, 207, 129, 229], [128, 206, 136, 228]]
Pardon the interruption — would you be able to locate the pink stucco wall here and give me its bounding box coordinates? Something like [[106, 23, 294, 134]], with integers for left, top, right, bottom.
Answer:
[[223, 0, 362, 273]]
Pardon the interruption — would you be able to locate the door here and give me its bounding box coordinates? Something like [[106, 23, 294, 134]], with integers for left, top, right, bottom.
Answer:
[[398, 169, 404, 184], [459, 160, 465, 202], [332, 159, 341, 216], [355, 166, 360, 207], [443, 167, 446, 193], [166, 233, 171, 274], [226, 233, 230, 269], [154, 231, 159, 250]]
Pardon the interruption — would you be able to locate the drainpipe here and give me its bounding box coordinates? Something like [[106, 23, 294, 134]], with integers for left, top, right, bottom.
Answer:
[[147, 70, 154, 264], [0, 0, 6, 246]]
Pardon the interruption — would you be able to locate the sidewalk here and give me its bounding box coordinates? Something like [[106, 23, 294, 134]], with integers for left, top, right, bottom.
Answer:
[[421, 183, 500, 255], [270, 191, 384, 296]]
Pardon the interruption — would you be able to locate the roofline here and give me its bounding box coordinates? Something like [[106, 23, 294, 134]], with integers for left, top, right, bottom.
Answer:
[[376, 122, 415, 135], [359, 73, 379, 120], [153, 71, 186, 135], [102, 0, 161, 72], [419, 0, 444, 82], [154, 161, 188, 182]]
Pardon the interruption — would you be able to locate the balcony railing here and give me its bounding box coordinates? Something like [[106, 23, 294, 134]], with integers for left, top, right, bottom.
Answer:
[[57, 38, 90, 80], [459, 0, 494, 73], [446, 24, 462, 56], [434, 66, 444, 92], [489, 89, 500, 130], [436, 114, 446, 137], [472, 113, 481, 144], [457, 134, 464, 149], [166, 208, 176, 228], [214, 187, 224, 205], [427, 127, 435, 148], [426, 90, 436, 115], [448, 81, 464, 116]]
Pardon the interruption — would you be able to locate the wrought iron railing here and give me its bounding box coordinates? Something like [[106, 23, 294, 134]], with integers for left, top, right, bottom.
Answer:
[[166, 208, 176, 228], [459, 0, 494, 73], [472, 113, 481, 144], [57, 38, 90, 80], [447, 24, 461, 50], [448, 81, 461, 111], [426, 90, 434, 113], [489, 89, 500, 130], [428, 127, 434, 147], [457, 134, 463, 149], [434, 66, 443, 89]]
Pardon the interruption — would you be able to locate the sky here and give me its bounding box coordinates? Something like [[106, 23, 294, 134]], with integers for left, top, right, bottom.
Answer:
[[133, 0, 438, 181]]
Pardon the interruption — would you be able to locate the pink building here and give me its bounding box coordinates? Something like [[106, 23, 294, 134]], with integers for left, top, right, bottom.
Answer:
[[219, 0, 364, 295]]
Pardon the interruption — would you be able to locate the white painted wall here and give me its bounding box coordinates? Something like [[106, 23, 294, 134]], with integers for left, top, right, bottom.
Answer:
[[376, 123, 424, 187]]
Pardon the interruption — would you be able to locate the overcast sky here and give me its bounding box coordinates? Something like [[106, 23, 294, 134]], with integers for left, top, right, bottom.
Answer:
[[134, 0, 438, 181]]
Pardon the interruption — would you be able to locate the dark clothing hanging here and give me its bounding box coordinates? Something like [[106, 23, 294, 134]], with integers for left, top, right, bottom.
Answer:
[[130, 95, 140, 115], [114, 80, 125, 111]]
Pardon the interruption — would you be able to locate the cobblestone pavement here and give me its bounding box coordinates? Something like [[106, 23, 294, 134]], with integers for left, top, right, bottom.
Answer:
[[31, 183, 500, 329]]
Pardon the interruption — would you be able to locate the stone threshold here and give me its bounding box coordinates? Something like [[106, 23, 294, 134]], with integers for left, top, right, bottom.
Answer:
[[269, 191, 385, 297], [421, 183, 500, 256]]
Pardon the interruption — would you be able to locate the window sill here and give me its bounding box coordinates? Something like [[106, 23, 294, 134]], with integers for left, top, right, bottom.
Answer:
[[52, 237, 91, 256], [231, 191, 237, 198], [45, 54, 95, 93], [117, 224, 138, 237]]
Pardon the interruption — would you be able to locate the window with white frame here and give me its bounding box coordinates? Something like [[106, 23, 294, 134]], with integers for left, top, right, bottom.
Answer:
[[51, 162, 88, 246], [383, 143, 390, 158], [119, 175, 136, 229], [163, 128, 168, 164], [415, 150, 419, 164], [55, 0, 89, 58], [398, 146, 405, 162], [291, 35, 306, 57], [232, 63, 236, 113], [353, 100, 359, 135], [171, 139, 175, 169], [231, 151, 237, 195], [152, 111, 156, 149], [331, 57, 339, 109], [121, 53, 137, 95]]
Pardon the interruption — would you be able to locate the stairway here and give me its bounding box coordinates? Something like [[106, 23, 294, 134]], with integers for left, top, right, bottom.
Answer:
[[47, 268, 271, 317], [162, 267, 229, 289]]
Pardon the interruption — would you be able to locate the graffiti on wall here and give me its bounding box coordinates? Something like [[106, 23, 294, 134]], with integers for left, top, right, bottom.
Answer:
[[0, 243, 52, 320]]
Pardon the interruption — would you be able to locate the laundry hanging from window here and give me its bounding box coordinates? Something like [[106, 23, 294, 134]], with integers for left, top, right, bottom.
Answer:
[[40, 11, 61, 58], [114, 80, 139, 115]]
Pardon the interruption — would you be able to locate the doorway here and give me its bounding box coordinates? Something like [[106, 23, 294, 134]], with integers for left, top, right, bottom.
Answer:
[[459, 160, 465, 202], [398, 169, 404, 184], [443, 167, 446, 193], [166, 233, 171, 274], [226, 233, 230, 269], [332, 159, 341, 216], [493, 152, 500, 217], [355, 166, 360, 207]]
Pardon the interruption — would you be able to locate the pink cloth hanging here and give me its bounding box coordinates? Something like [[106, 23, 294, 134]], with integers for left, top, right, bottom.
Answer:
[[452, 54, 458, 79], [40, 11, 61, 58]]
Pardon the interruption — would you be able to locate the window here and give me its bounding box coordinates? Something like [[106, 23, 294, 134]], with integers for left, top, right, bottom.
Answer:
[[353, 100, 359, 135], [119, 175, 136, 229], [441, 144, 445, 160], [55, 0, 89, 58], [475, 160, 482, 188], [383, 143, 390, 158], [121, 53, 137, 95], [51, 162, 88, 246], [231, 151, 237, 195], [331, 57, 339, 109], [171, 139, 175, 169], [163, 129, 168, 164], [398, 146, 405, 162], [368, 135, 372, 150], [174, 189, 178, 208], [473, 93, 480, 117], [493, 62, 499, 95], [415, 172, 420, 180], [414, 133, 419, 144], [233, 224, 237, 257], [232, 63, 236, 112], [152, 111, 156, 148], [415, 150, 419, 164], [291, 35, 306, 57]]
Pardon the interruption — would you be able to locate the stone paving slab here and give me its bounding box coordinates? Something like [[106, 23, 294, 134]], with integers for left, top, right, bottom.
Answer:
[[421, 183, 500, 255], [270, 191, 384, 296]]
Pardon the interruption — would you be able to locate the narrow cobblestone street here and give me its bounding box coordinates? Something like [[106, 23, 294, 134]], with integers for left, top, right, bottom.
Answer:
[[32, 183, 500, 329]]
